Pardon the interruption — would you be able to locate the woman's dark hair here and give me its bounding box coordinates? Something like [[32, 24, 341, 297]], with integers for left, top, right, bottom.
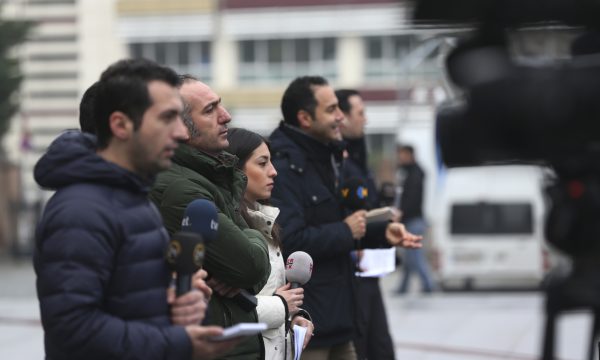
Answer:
[[227, 128, 282, 248]]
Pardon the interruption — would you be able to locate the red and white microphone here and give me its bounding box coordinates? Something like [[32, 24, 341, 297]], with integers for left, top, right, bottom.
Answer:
[[285, 251, 313, 289]]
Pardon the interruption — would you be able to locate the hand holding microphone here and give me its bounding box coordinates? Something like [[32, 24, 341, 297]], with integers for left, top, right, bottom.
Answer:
[[179, 198, 258, 312], [341, 177, 368, 239], [275, 283, 304, 315], [342, 177, 420, 247], [343, 210, 367, 239]]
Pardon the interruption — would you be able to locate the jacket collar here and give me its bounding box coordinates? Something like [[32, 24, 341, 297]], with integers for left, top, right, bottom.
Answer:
[[278, 122, 344, 164], [34, 130, 153, 194], [172, 143, 246, 195], [246, 202, 280, 236]]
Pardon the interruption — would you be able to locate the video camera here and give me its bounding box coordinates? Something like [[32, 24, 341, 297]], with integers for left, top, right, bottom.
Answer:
[[413, 0, 600, 257]]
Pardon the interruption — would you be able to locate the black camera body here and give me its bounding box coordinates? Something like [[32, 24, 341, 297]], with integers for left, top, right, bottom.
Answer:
[[414, 0, 600, 257]]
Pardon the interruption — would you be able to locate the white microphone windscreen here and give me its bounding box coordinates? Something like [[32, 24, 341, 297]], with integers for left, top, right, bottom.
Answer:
[[285, 251, 313, 285]]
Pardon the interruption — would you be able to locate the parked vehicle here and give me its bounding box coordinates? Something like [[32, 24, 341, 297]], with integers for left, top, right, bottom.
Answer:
[[430, 165, 551, 289]]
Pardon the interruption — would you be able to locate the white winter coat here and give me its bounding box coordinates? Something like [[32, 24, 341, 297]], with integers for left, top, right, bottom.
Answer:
[[246, 203, 292, 360]]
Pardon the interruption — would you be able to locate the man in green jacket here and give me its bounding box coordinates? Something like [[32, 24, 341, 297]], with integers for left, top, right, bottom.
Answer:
[[150, 75, 271, 360]]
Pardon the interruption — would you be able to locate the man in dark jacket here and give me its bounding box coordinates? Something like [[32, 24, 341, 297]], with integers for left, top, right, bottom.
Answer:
[[150, 76, 271, 360], [336, 89, 396, 360], [269, 76, 421, 360], [34, 59, 238, 360], [396, 145, 436, 293]]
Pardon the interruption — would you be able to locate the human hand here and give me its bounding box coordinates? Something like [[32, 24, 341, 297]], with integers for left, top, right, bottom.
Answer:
[[186, 325, 241, 360], [168, 288, 208, 325], [274, 283, 304, 315], [290, 316, 314, 350], [207, 277, 241, 298], [192, 269, 212, 300], [385, 222, 422, 248], [344, 210, 367, 239]]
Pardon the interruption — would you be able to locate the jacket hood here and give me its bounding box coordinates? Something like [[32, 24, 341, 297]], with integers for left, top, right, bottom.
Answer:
[[34, 130, 152, 193]]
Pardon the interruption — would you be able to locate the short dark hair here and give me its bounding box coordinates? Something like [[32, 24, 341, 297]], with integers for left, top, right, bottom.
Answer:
[[177, 74, 200, 138], [335, 89, 360, 115], [281, 76, 328, 127], [398, 144, 415, 155], [79, 81, 100, 134], [94, 58, 181, 149]]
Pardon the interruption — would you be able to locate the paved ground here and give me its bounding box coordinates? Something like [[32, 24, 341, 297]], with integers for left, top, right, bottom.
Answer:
[[0, 256, 591, 359]]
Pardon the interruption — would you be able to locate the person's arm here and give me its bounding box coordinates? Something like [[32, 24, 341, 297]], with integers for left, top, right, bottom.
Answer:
[[256, 295, 287, 329], [271, 168, 355, 258], [158, 178, 271, 291], [35, 200, 190, 360]]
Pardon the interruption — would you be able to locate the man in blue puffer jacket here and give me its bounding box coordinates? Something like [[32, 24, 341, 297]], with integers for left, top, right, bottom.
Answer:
[[33, 59, 238, 360]]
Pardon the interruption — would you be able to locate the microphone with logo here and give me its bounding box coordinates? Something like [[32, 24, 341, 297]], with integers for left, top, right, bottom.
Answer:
[[165, 234, 204, 297], [176, 198, 258, 312], [340, 177, 370, 212], [341, 177, 396, 225], [285, 251, 313, 289]]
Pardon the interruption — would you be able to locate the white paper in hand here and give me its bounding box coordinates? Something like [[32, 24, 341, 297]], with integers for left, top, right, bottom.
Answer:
[[355, 248, 396, 277], [293, 325, 307, 360], [209, 322, 267, 341]]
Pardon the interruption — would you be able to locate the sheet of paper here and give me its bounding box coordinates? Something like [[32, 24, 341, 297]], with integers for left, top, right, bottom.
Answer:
[[293, 324, 307, 360], [355, 248, 396, 277]]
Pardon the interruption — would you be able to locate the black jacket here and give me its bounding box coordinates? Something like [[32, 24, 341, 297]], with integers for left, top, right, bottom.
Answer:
[[33, 131, 190, 360], [269, 124, 387, 348], [343, 138, 379, 211], [398, 162, 425, 221]]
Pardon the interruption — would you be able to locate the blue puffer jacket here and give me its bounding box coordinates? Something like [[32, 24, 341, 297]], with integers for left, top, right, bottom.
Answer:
[[33, 131, 190, 360]]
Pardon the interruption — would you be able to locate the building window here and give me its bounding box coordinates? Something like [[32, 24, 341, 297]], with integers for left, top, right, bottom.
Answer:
[[238, 38, 337, 83], [364, 35, 438, 83], [128, 41, 212, 81]]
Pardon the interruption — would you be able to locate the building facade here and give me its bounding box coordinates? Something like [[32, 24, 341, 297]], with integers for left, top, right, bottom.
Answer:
[[1, 0, 125, 253], [116, 0, 447, 182], [2, 0, 447, 252]]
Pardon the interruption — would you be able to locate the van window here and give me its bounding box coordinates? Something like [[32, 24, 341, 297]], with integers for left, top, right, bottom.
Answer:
[[450, 202, 533, 235]]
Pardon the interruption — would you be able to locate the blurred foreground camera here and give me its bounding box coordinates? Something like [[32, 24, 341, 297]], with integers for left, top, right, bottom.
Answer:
[[413, 1, 600, 357], [414, 0, 600, 257]]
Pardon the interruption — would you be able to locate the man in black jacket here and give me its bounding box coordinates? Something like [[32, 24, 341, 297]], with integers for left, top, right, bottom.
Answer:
[[336, 89, 396, 360], [270, 76, 421, 360], [396, 145, 436, 294], [34, 59, 238, 360]]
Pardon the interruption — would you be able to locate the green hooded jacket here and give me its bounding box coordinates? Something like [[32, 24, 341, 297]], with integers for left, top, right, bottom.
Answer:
[[150, 144, 270, 360]]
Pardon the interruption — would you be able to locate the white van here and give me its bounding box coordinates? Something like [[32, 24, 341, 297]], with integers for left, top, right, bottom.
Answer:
[[431, 165, 551, 289]]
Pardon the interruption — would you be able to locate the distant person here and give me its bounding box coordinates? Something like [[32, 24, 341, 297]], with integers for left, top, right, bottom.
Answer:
[[336, 89, 396, 360], [227, 128, 314, 360], [378, 181, 397, 208], [396, 145, 436, 294], [34, 59, 238, 360], [149, 75, 271, 359], [269, 76, 422, 360]]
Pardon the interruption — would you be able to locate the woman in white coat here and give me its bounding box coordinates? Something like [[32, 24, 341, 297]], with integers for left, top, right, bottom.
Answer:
[[228, 128, 314, 360]]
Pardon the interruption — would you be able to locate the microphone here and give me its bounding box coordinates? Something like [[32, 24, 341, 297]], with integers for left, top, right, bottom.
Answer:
[[181, 199, 219, 243], [180, 199, 258, 312], [165, 199, 218, 296], [285, 251, 313, 289], [165, 231, 204, 296], [340, 177, 369, 211]]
